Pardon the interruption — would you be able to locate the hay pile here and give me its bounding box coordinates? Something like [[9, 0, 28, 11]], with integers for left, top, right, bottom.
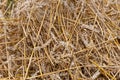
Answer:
[[0, 0, 120, 80]]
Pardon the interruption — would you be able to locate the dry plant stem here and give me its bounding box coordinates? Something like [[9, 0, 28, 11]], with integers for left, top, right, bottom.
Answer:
[[24, 7, 48, 80], [0, 10, 11, 79], [0, 0, 120, 80], [90, 60, 116, 80]]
